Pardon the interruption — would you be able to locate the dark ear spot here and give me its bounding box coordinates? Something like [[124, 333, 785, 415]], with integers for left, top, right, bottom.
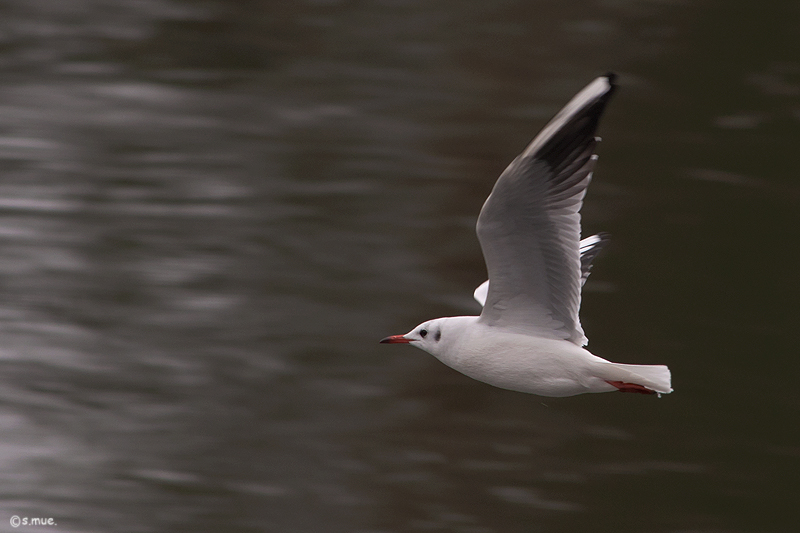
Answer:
[[434, 330, 441, 342]]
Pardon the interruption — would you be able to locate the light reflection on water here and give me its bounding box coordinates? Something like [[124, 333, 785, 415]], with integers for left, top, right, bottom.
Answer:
[[0, 1, 797, 532]]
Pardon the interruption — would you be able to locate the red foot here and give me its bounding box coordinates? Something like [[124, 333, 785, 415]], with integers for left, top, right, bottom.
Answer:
[[606, 381, 656, 395]]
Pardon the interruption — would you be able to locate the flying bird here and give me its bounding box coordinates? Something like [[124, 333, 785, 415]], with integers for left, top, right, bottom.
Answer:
[[381, 74, 672, 397]]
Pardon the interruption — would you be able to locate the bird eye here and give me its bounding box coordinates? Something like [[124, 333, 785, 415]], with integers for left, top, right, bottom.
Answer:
[[419, 329, 428, 338]]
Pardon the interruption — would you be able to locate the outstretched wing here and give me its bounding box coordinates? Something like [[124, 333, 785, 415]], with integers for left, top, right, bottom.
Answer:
[[473, 233, 611, 305], [475, 74, 616, 346]]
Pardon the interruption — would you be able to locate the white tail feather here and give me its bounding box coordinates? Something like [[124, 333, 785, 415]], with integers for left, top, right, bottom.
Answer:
[[602, 362, 673, 394]]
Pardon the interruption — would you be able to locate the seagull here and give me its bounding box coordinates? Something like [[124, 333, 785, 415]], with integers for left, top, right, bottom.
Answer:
[[381, 74, 672, 397]]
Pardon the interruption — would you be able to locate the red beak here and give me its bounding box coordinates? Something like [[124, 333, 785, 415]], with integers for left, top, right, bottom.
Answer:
[[379, 334, 411, 344]]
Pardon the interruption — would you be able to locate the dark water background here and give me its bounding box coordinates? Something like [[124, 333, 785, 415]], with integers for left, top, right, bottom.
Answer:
[[0, 1, 797, 532]]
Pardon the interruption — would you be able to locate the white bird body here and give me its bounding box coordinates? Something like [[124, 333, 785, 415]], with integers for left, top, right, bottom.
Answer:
[[392, 316, 671, 397], [381, 74, 673, 398], [425, 316, 612, 397]]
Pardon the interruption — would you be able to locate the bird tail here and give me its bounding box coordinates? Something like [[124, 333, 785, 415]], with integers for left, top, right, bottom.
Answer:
[[601, 362, 673, 395]]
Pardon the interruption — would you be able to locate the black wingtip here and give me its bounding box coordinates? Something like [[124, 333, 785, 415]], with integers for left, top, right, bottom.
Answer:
[[603, 71, 617, 85], [595, 231, 612, 244]]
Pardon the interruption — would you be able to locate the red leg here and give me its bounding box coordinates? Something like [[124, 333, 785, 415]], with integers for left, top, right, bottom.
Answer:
[[606, 380, 656, 395]]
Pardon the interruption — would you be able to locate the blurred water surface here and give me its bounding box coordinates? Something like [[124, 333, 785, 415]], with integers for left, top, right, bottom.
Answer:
[[0, 1, 797, 532]]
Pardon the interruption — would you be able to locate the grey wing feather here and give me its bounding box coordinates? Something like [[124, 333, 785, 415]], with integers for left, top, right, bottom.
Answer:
[[476, 75, 615, 346], [473, 233, 611, 306]]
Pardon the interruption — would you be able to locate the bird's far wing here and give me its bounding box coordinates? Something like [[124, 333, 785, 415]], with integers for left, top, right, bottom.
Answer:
[[472, 233, 611, 307], [476, 74, 616, 346], [473, 280, 490, 307], [579, 232, 610, 287]]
